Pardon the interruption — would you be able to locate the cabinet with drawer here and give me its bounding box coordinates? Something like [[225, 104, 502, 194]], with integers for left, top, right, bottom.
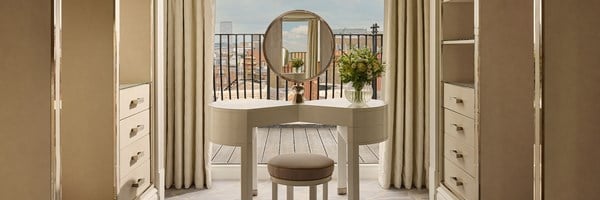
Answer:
[[442, 83, 478, 199], [444, 158, 478, 200], [435, 0, 535, 199], [60, 0, 158, 199], [118, 84, 153, 199], [443, 83, 475, 118]]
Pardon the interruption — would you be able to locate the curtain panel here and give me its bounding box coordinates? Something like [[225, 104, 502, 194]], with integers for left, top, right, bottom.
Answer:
[[379, 0, 430, 190], [165, 0, 214, 189]]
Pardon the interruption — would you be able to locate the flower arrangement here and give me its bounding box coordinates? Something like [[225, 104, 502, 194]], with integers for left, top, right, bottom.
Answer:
[[338, 48, 384, 104], [291, 58, 304, 72]]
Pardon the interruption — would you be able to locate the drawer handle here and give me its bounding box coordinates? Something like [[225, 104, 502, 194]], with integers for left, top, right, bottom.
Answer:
[[130, 151, 145, 164], [451, 177, 464, 186], [451, 124, 464, 131], [132, 178, 145, 188], [451, 149, 464, 158], [450, 97, 463, 104], [130, 125, 145, 137], [129, 98, 145, 109]]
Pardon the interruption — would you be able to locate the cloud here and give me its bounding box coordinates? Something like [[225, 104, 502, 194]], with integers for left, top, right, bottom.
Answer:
[[282, 24, 308, 52]]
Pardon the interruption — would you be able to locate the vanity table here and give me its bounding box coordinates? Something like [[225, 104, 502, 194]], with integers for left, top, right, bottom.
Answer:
[[209, 98, 387, 200]]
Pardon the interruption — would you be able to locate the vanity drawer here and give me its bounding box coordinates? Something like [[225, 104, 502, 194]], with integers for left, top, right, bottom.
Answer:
[[120, 134, 150, 178], [119, 160, 151, 200], [444, 109, 475, 147], [443, 83, 475, 118], [120, 84, 150, 119], [444, 134, 476, 176], [119, 109, 150, 149], [444, 159, 477, 200]]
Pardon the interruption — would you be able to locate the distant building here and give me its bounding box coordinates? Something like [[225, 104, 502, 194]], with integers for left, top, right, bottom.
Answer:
[[220, 21, 233, 34], [332, 28, 368, 34]]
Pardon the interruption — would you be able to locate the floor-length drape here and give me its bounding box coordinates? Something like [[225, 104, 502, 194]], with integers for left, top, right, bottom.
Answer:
[[165, 0, 214, 189], [306, 19, 319, 78], [379, 0, 430, 189]]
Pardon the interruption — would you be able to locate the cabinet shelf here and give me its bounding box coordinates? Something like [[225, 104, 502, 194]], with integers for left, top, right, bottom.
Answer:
[[442, 39, 475, 45]]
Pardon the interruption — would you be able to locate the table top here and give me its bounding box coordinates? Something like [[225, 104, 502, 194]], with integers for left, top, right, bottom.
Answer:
[[209, 98, 385, 110], [209, 98, 388, 146]]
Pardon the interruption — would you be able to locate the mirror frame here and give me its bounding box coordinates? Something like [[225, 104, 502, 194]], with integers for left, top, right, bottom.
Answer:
[[263, 10, 335, 83]]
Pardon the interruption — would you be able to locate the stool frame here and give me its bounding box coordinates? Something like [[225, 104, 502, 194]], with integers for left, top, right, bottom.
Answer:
[[271, 176, 331, 200]]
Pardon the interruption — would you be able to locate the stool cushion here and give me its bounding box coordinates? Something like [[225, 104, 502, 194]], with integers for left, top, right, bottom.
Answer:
[[268, 153, 334, 181]]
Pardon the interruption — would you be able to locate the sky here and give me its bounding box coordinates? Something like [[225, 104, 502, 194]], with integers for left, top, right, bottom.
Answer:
[[282, 22, 308, 52], [215, 0, 384, 34]]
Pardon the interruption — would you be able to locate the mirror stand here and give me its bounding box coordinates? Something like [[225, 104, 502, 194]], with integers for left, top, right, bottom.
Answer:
[[290, 83, 305, 104]]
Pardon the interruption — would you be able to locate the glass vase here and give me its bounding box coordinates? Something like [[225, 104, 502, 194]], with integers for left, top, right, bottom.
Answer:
[[343, 82, 373, 106]]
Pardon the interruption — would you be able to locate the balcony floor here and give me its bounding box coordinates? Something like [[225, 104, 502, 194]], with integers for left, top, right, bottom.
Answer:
[[211, 125, 381, 165], [166, 179, 429, 200]]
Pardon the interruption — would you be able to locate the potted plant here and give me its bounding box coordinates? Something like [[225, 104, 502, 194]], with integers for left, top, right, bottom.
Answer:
[[291, 58, 304, 73], [338, 48, 385, 105]]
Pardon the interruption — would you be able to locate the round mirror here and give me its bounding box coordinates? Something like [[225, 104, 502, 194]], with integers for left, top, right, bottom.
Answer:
[[264, 10, 335, 83]]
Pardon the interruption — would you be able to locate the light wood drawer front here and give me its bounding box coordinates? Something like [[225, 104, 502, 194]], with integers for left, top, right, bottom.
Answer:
[[444, 109, 475, 147], [120, 84, 150, 119], [120, 134, 150, 179], [444, 134, 477, 176], [119, 160, 151, 200], [443, 83, 475, 118], [444, 159, 478, 200], [119, 109, 150, 149]]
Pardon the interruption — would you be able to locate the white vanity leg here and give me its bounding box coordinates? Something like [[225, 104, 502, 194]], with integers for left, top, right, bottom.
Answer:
[[323, 182, 328, 200], [337, 126, 347, 195], [252, 127, 258, 196], [346, 127, 360, 200], [240, 128, 254, 200], [272, 182, 278, 200], [286, 186, 294, 200]]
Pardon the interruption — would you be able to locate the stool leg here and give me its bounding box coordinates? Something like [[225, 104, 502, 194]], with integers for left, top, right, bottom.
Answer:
[[309, 186, 317, 200], [272, 182, 278, 200], [323, 183, 328, 200], [286, 186, 293, 200]]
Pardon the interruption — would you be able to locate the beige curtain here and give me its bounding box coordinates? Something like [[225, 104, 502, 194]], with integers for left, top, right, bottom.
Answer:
[[379, 0, 430, 189], [165, 0, 214, 189], [306, 19, 319, 78]]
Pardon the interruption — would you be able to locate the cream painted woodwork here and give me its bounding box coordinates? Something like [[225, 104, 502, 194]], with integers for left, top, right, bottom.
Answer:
[[443, 110, 475, 148], [433, 0, 534, 199], [61, 0, 158, 199], [120, 110, 151, 149], [209, 99, 387, 200], [443, 83, 475, 118], [441, 84, 478, 200], [119, 128, 151, 178], [541, 1, 600, 199], [443, 158, 477, 200], [444, 134, 476, 176], [120, 84, 151, 119], [0, 1, 56, 199]]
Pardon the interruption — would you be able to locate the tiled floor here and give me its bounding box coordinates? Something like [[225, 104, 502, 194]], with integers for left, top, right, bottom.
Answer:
[[166, 180, 428, 200], [211, 125, 381, 165]]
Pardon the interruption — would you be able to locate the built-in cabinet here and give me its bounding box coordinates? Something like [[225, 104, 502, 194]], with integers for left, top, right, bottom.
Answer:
[[434, 0, 534, 199], [61, 0, 157, 199], [436, 1, 478, 199]]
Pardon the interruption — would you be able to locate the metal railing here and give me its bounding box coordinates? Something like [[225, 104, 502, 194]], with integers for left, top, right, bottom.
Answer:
[[213, 24, 383, 101]]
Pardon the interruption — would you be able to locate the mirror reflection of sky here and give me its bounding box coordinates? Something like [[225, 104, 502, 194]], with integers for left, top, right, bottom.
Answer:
[[282, 22, 308, 52], [216, 0, 384, 33]]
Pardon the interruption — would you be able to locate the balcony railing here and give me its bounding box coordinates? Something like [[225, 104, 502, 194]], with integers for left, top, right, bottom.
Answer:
[[213, 25, 383, 101]]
